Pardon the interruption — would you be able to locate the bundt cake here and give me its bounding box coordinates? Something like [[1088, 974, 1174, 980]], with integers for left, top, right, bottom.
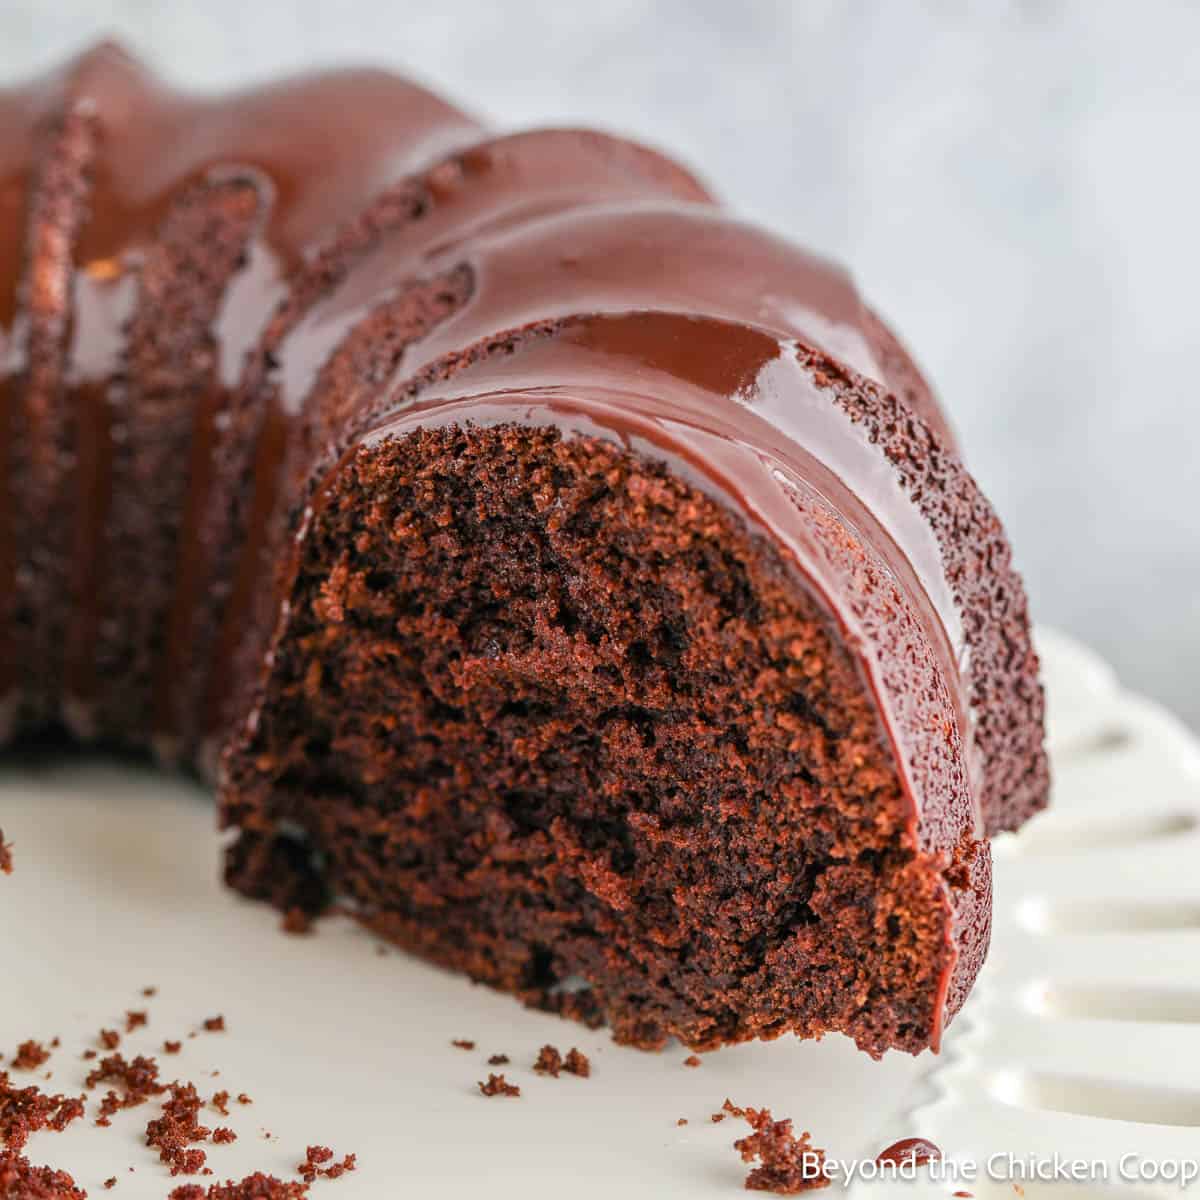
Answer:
[[0, 43, 1048, 1057]]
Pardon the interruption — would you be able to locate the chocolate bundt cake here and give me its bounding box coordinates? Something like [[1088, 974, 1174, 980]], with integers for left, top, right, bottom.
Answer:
[[0, 43, 1048, 1056]]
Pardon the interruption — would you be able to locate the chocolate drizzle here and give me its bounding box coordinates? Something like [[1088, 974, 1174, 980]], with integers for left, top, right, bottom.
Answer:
[[3, 42, 480, 741], [0, 73, 41, 720]]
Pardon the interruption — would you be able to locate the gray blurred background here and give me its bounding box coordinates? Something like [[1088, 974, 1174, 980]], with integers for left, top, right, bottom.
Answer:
[[3, 1, 1197, 723]]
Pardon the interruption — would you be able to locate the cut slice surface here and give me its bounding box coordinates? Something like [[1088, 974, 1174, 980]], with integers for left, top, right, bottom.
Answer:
[[223, 422, 985, 1055]]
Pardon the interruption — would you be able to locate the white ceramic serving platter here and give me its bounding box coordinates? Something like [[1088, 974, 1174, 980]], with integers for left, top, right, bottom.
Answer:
[[2, 629, 1195, 1197]]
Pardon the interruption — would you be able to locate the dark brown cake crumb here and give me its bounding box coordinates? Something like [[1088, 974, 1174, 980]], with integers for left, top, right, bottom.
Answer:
[[477, 1074, 520, 1098], [729, 1104, 830, 1194], [164, 1041, 182, 1055], [712, 1112, 727, 1123], [212, 1128, 236, 1145], [486, 1054, 509, 1066], [532, 1045, 562, 1076], [296, 1147, 355, 1183], [236, 1094, 252, 1106], [168, 1174, 310, 1200], [99, 1030, 120, 1051], [0, 1148, 86, 1199], [105, 1177, 118, 1189], [683, 1054, 702, 1068], [142, 987, 158, 998], [0, 1072, 86, 1150], [81, 1051, 97, 1062], [125, 1012, 148, 1033], [0, 831, 12, 876], [86, 1054, 165, 1125], [449, 1039, 474, 1051], [563, 1048, 590, 1078], [201, 1018, 225, 1034], [12, 1041, 51, 1071], [211, 1092, 230, 1117], [145, 1082, 211, 1176], [677, 1118, 688, 1126]]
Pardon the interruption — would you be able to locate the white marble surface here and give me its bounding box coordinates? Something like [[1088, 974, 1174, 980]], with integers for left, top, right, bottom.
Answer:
[[2, 0, 1197, 722]]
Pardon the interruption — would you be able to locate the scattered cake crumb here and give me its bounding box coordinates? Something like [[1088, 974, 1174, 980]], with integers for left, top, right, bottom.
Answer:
[[0, 1072, 85, 1151], [487, 1054, 509, 1066], [145, 1082, 211, 1176], [0, 830, 12, 875], [12, 1041, 51, 1071], [677, 1118, 688, 1126], [533, 1045, 563, 1076], [167, 1173, 310, 1200], [712, 1112, 726, 1123], [683, 1054, 702, 1068], [0, 1148, 85, 1199], [0, 990, 348, 1197], [86, 1054, 165, 1125], [478, 1074, 520, 1098], [450, 1039, 474, 1051], [728, 1102, 830, 1194], [142, 987, 158, 998], [563, 1048, 590, 1078], [296, 1146, 356, 1183]]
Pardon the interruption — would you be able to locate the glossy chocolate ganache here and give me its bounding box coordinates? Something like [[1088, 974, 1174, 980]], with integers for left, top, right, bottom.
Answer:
[[0, 43, 1047, 1056]]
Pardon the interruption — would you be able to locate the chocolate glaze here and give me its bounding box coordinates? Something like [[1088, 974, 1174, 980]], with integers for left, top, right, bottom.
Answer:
[[0, 75, 41, 710], [13, 42, 480, 729]]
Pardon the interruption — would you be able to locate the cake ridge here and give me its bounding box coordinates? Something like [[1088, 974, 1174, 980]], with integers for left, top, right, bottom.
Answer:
[[21, 43, 483, 750]]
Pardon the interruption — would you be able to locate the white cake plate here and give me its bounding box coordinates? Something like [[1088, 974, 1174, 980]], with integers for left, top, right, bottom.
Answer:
[[1, 629, 1194, 1197]]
